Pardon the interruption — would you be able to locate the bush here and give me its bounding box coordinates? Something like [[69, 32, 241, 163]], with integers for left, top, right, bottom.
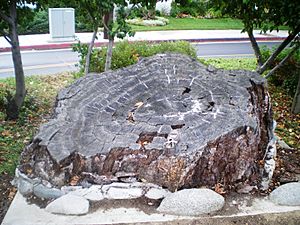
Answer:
[[18, 10, 49, 35], [171, 0, 210, 18], [72, 40, 197, 75], [261, 46, 300, 96]]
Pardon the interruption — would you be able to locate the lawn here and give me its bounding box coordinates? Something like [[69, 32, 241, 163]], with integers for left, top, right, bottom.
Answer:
[[130, 17, 288, 32], [131, 17, 245, 31]]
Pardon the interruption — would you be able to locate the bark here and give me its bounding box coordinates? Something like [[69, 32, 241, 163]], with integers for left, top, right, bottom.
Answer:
[[105, 37, 114, 71], [84, 27, 98, 76], [257, 25, 300, 74], [247, 29, 263, 67], [5, 0, 26, 120], [103, 10, 114, 71], [103, 12, 110, 40], [291, 73, 300, 114]]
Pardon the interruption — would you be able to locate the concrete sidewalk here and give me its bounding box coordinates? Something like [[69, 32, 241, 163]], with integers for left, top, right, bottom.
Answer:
[[0, 30, 288, 52]]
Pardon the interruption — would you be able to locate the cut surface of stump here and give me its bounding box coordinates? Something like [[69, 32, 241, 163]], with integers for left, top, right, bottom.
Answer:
[[19, 53, 273, 192]]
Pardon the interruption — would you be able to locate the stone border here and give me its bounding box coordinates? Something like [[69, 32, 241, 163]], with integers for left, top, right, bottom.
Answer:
[[12, 168, 171, 215]]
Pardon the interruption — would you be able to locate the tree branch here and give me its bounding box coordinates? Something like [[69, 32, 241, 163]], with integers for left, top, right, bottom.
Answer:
[[257, 25, 300, 74], [265, 44, 299, 79], [247, 29, 263, 67], [0, 10, 13, 25], [0, 30, 12, 45]]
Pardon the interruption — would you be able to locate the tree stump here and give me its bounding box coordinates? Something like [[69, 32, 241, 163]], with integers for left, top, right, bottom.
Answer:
[[19, 53, 274, 191]]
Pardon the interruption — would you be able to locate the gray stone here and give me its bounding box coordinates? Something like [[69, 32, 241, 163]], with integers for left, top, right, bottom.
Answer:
[[270, 182, 300, 206], [18, 53, 274, 193], [45, 193, 89, 215], [157, 188, 225, 216], [17, 179, 33, 196], [145, 187, 170, 200], [33, 184, 63, 199], [61, 186, 83, 194], [105, 187, 143, 199], [69, 185, 104, 201]]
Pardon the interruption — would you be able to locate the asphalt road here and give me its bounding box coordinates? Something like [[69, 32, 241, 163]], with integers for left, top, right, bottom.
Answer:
[[0, 41, 281, 78]]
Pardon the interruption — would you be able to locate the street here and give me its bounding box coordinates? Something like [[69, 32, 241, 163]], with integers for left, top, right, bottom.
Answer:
[[0, 41, 281, 78]]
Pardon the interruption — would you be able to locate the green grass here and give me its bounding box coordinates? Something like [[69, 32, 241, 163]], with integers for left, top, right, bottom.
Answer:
[[131, 17, 245, 31], [130, 17, 288, 32], [200, 58, 257, 70]]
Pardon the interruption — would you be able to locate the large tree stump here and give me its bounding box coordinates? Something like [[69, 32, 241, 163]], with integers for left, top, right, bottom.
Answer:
[[19, 53, 274, 191]]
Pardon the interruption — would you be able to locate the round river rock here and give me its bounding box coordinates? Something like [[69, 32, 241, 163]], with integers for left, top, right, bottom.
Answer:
[[157, 188, 225, 216]]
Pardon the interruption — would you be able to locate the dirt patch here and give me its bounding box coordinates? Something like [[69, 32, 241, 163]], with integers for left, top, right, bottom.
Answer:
[[0, 173, 16, 224]]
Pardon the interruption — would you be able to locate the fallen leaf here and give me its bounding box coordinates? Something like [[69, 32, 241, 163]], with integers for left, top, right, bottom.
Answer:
[[70, 175, 80, 186], [134, 102, 143, 108], [214, 183, 226, 194]]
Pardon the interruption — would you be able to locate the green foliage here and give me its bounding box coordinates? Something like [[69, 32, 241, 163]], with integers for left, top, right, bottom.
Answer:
[[18, 9, 48, 34], [170, 0, 211, 18], [130, 17, 245, 31], [200, 58, 257, 70], [210, 0, 300, 33], [73, 40, 197, 74], [261, 46, 300, 96], [129, 0, 166, 19]]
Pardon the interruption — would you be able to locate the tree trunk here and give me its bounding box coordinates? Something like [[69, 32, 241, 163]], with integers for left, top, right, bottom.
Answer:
[[84, 28, 98, 76], [247, 29, 263, 67], [104, 10, 114, 71], [105, 37, 114, 71], [291, 74, 300, 114], [6, 0, 26, 120], [103, 11, 113, 40]]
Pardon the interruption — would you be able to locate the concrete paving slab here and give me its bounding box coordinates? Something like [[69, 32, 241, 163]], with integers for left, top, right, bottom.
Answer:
[[1, 192, 181, 225], [2, 192, 300, 225]]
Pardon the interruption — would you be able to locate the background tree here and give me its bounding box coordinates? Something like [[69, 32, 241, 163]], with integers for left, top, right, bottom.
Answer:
[[103, 3, 136, 71], [211, 0, 300, 113], [0, 0, 42, 119]]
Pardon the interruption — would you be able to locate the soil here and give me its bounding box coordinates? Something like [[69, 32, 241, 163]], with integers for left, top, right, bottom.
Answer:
[[0, 146, 299, 224], [0, 173, 16, 224]]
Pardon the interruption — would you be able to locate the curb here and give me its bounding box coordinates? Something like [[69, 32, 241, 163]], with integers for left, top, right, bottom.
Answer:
[[0, 37, 285, 52]]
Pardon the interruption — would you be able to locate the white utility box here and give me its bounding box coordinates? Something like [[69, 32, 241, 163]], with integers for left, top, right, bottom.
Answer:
[[49, 8, 75, 42]]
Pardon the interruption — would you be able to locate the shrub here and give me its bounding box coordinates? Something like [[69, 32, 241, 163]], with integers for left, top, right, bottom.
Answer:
[[261, 46, 300, 97], [72, 40, 197, 75], [18, 10, 49, 35], [171, 0, 210, 18]]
